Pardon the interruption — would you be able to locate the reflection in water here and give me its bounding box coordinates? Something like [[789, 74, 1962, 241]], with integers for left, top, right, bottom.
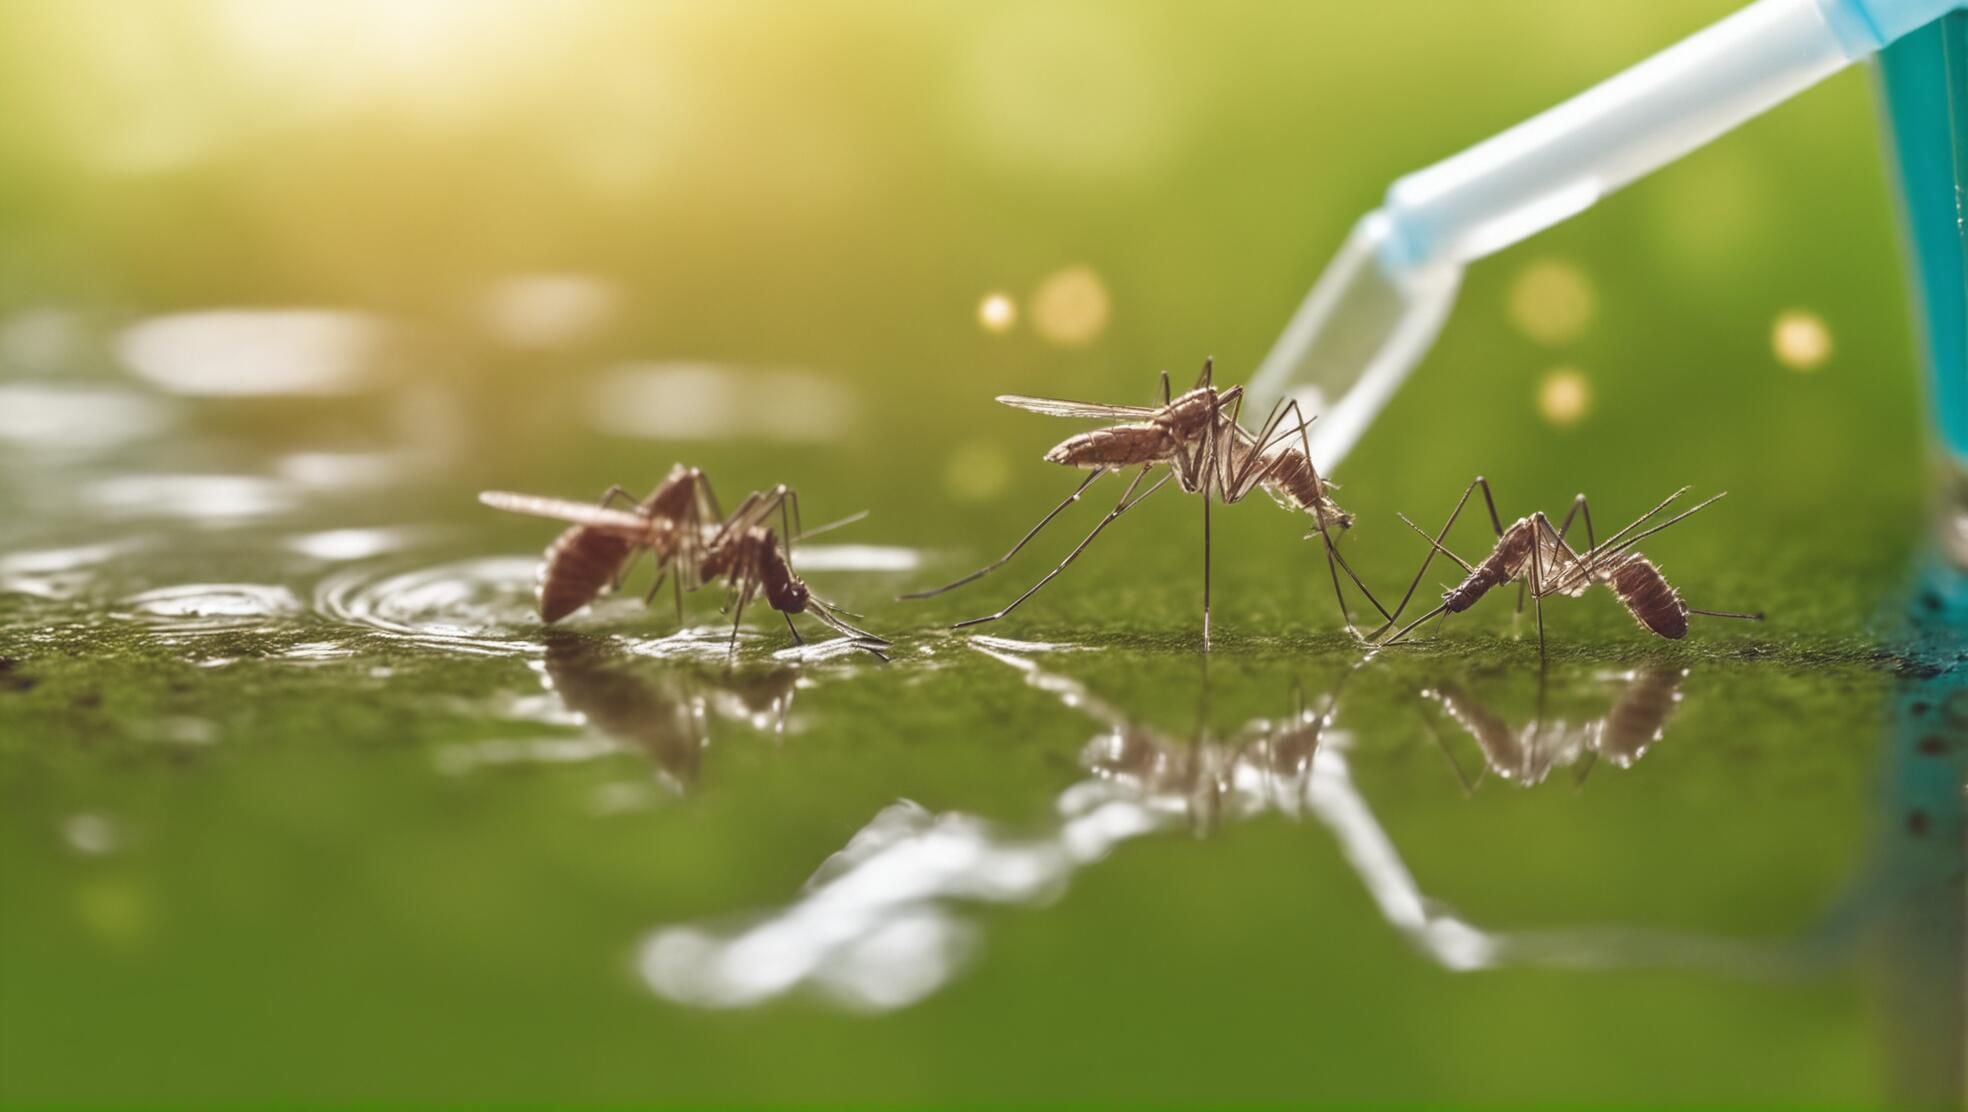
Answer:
[[437, 634, 804, 795], [637, 649, 1931, 1013], [1422, 668, 1685, 787]]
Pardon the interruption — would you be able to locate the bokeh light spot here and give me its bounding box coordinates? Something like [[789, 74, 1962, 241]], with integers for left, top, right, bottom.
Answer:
[[1507, 259, 1596, 346], [977, 292, 1017, 334], [944, 440, 1011, 503], [1771, 309, 1831, 371], [1537, 367, 1590, 426], [1030, 266, 1110, 348]]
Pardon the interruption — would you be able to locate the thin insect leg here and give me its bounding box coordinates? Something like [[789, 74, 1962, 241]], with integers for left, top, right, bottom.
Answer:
[[952, 467, 1172, 629], [726, 573, 755, 662], [783, 612, 803, 645], [1194, 357, 1214, 390], [644, 570, 668, 604], [1688, 607, 1765, 621], [696, 472, 725, 523], [809, 597, 890, 643], [808, 602, 893, 658], [1579, 486, 1692, 562], [1556, 493, 1598, 552], [1419, 710, 1477, 797], [1317, 521, 1396, 624], [1572, 746, 1599, 790], [1379, 477, 1497, 634], [1222, 396, 1297, 502], [1384, 602, 1448, 646], [1160, 369, 1172, 405], [1202, 422, 1214, 651], [899, 470, 1107, 599], [1312, 520, 1357, 635], [600, 485, 638, 509], [671, 567, 684, 623], [1529, 517, 1547, 659], [1528, 515, 1597, 602]]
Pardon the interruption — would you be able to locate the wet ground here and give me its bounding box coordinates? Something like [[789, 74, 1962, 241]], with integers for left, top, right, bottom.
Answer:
[[1, 1, 1963, 1101]]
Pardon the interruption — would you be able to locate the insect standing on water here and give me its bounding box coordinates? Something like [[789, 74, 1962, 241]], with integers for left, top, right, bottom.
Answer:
[[480, 469, 888, 659], [902, 359, 1389, 646], [481, 463, 722, 624], [1377, 478, 1761, 655]]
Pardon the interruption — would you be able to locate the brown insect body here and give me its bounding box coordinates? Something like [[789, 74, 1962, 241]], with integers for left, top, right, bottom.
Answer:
[[1041, 387, 1223, 482], [1598, 554, 1689, 639], [540, 519, 666, 623]]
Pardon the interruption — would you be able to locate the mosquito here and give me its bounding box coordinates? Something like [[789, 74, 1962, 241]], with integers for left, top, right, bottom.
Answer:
[[480, 474, 887, 658], [694, 482, 890, 660], [901, 358, 1389, 646], [480, 462, 721, 624], [1375, 479, 1761, 655]]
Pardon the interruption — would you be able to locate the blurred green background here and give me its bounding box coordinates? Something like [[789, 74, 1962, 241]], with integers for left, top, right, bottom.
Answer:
[[0, 0, 1961, 1104]]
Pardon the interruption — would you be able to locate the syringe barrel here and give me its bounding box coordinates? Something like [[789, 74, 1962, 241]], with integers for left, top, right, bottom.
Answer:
[[1375, 0, 1960, 274]]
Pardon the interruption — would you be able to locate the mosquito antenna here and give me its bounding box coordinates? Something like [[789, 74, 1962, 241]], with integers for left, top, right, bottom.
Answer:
[[794, 509, 869, 543]]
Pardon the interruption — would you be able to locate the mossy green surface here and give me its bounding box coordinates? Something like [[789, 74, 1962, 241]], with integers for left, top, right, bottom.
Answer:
[[1, 0, 1963, 1102]]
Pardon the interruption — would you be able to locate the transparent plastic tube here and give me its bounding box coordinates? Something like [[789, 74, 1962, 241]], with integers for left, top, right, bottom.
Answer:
[[1249, 0, 1968, 469]]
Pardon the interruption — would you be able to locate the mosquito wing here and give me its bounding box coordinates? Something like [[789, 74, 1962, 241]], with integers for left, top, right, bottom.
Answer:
[[996, 395, 1160, 420], [478, 491, 655, 538]]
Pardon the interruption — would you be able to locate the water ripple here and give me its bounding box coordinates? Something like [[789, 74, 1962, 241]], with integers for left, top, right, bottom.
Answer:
[[313, 556, 546, 657], [119, 583, 304, 635]]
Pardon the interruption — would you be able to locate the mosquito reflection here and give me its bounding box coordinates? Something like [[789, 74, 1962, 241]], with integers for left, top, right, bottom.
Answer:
[[438, 634, 801, 792], [1421, 667, 1686, 789], [634, 649, 1878, 1014]]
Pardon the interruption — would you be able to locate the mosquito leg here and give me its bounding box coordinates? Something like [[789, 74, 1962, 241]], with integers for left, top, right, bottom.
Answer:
[[644, 571, 668, 605], [1379, 477, 1497, 635], [899, 470, 1107, 599], [808, 602, 893, 659], [1529, 516, 1548, 660], [953, 467, 1171, 629], [1689, 607, 1765, 621], [1160, 369, 1172, 405], [727, 575, 754, 662], [1383, 602, 1448, 646], [1319, 520, 1395, 623], [809, 598, 890, 643], [1202, 456, 1214, 651], [783, 612, 804, 644], [672, 569, 685, 624]]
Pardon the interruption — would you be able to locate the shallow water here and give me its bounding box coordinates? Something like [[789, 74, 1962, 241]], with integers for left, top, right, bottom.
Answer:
[[2, 1, 1964, 1099]]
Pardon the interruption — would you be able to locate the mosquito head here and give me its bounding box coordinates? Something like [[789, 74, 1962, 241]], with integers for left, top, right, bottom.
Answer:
[[758, 541, 810, 614]]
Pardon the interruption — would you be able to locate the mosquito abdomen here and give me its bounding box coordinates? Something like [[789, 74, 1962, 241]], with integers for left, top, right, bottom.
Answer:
[[1043, 425, 1173, 469], [1608, 556, 1688, 639], [540, 525, 637, 623]]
